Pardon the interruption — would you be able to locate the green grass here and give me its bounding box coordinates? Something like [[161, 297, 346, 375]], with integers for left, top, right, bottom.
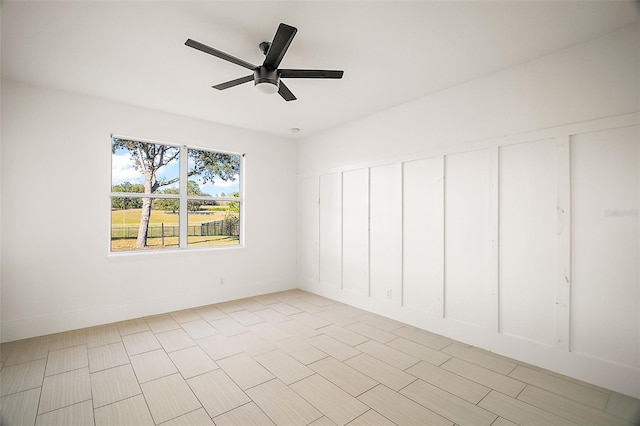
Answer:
[[110, 235, 239, 251], [111, 208, 227, 227]]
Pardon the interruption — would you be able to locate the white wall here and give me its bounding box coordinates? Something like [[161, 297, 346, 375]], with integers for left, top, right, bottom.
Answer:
[[1, 79, 298, 342], [297, 24, 640, 398]]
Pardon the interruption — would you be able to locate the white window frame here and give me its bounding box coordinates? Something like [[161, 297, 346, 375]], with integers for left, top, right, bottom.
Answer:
[[109, 134, 244, 254]]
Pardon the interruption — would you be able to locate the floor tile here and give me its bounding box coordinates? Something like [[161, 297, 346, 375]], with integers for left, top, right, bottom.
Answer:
[[443, 342, 517, 375], [254, 308, 291, 323], [94, 394, 154, 426], [145, 314, 180, 333], [291, 311, 333, 329], [492, 417, 519, 426], [181, 319, 217, 339], [117, 318, 150, 336], [217, 353, 275, 389], [442, 358, 525, 397], [35, 399, 94, 426], [210, 317, 250, 336], [275, 337, 329, 365], [387, 336, 452, 366], [249, 321, 292, 341], [393, 326, 452, 350], [401, 379, 498, 425], [309, 357, 378, 397], [309, 416, 338, 425], [213, 402, 275, 426], [45, 344, 88, 376], [345, 353, 416, 391], [2, 339, 50, 366], [214, 300, 244, 314], [347, 322, 396, 343], [0, 387, 40, 426], [292, 374, 369, 426], [300, 294, 336, 307], [161, 408, 214, 425], [85, 325, 121, 348], [320, 324, 370, 346], [130, 349, 178, 383], [606, 392, 640, 423], [358, 384, 453, 426], [169, 309, 201, 324], [354, 314, 405, 332], [39, 367, 91, 414], [141, 373, 202, 424], [48, 329, 88, 351], [121, 331, 161, 356], [197, 334, 242, 360], [287, 299, 326, 314], [252, 294, 281, 305], [356, 340, 419, 370], [228, 331, 277, 356], [187, 369, 250, 418], [195, 305, 227, 321], [255, 349, 314, 384], [278, 319, 323, 338], [88, 342, 129, 372], [269, 302, 303, 316], [228, 309, 264, 326], [509, 365, 609, 409], [234, 297, 268, 312], [0, 358, 46, 396], [308, 334, 361, 361], [247, 379, 323, 425], [90, 364, 141, 407], [347, 409, 396, 425], [518, 385, 627, 426], [477, 390, 578, 426], [406, 361, 490, 404], [169, 346, 218, 379], [155, 329, 196, 353]]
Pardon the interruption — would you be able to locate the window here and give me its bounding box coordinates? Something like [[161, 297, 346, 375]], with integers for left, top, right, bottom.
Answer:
[[110, 136, 242, 252]]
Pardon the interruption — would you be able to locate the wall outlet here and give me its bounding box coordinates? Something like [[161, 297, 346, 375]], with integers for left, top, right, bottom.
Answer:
[[386, 289, 392, 299], [219, 277, 224, 285]]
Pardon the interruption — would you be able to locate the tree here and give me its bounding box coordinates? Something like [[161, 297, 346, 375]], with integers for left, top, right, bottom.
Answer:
[[153, 188, 179, 213], [111, 182, 145, 209], [112, 139, 239, 248]]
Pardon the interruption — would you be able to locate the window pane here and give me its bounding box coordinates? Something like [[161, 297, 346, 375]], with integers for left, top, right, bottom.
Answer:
[[187, 200, 240, 247], [111, 197, 180, 251], [187, 148, 240, 197], [112, 138, 180, 194]]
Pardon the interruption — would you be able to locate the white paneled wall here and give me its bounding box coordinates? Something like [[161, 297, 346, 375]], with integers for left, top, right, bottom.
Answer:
[[402, 157, 444, 316], [498, 139, 557, 346], [571, 125, 639, 368], [298, 114, 640, 397]]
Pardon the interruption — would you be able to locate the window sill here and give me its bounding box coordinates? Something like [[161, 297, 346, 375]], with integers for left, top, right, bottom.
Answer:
[[107, 244, 245, 262]]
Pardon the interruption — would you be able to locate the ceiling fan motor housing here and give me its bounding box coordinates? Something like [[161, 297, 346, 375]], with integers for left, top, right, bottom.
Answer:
[[254, 67, 280, 93]]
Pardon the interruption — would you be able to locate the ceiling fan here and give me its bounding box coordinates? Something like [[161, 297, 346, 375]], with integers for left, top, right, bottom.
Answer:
[[185, 23, 344, 101]]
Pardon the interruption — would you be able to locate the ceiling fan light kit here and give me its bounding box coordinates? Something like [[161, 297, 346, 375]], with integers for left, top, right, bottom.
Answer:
[[186, 23, 344, 101]]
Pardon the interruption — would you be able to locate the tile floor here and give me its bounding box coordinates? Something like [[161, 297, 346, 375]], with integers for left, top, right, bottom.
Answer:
[[1, 289, 639, 426]]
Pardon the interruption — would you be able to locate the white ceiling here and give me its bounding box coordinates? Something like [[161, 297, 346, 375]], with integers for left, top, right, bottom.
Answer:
[[2, 1, 638, 139]]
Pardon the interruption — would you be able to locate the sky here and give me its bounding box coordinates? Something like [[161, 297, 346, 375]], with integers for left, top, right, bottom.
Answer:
[[112, 146, 240, 197]]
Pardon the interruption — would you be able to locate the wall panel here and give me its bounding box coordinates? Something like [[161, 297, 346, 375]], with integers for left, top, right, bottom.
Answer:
[[402, 157, 444, 314], [571, 125, 639, 368], [298, 176, 319, 285], [342, 168, 370, 295], [370, 164, 402, 302], [319, 173, 342, 288], [499, 139, 557, 345], [444, 150, 490, 327]]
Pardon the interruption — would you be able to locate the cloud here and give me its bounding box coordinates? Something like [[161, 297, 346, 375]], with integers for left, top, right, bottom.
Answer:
[[111, 153, 143, 184]]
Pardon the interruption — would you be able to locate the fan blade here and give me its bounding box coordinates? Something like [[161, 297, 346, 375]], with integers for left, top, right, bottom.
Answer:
[[279, 69, 344, 79], [185, 39, 256, 71], [213, 75, 254, 90], [263, 23, 297, 70], [278, 81, 297, 101]]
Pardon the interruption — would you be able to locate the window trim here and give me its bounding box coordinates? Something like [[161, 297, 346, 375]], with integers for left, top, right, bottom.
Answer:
[[109, 134, 244, 255]]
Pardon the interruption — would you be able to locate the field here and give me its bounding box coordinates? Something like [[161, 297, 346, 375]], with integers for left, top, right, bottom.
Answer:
[[111, 208, 238, 251]]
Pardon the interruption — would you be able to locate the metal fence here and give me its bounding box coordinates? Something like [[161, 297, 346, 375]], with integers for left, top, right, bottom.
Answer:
[[111, 219, 239, 240]]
